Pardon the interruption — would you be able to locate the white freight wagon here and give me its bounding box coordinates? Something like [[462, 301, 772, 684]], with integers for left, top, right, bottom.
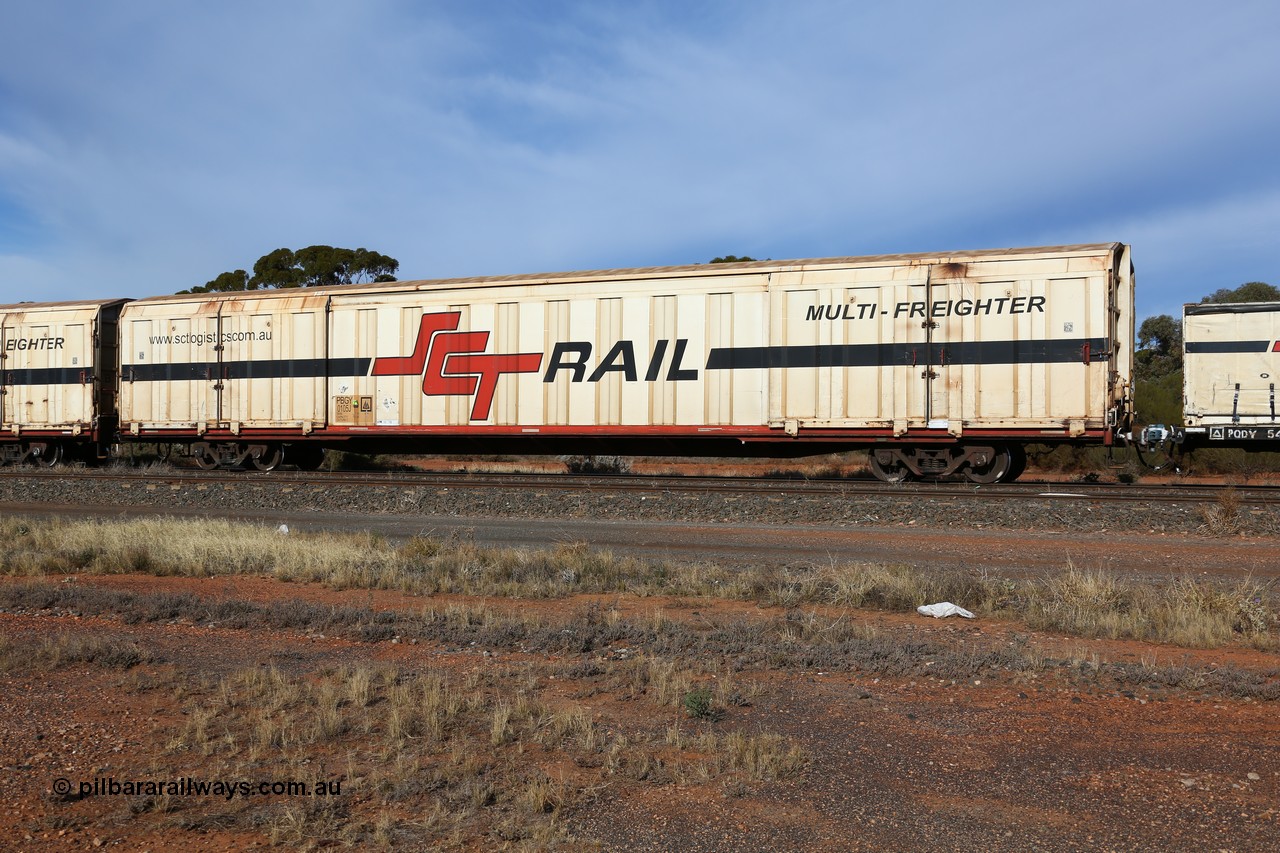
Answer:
[[1182, 302, 1280, 448], [117, 243, 1134, 481], [0, 299, 128, 465]]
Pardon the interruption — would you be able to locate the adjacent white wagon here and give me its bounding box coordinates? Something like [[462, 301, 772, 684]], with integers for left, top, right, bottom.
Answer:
[[1182, 302, 1280, 448], [0, 299, 127, 465]]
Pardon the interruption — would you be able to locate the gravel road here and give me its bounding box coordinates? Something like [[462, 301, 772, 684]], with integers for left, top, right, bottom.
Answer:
[[3, 473, 1279, 578]]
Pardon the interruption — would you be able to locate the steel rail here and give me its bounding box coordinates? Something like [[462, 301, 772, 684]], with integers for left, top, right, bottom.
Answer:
[[1, 467, 1277, 507]]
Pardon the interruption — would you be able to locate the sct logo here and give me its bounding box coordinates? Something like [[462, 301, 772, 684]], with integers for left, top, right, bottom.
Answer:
[[371, 312, 542, 421]]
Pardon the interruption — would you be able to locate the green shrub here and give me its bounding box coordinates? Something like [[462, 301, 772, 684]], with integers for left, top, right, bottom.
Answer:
[[683, 687, 718, 721]]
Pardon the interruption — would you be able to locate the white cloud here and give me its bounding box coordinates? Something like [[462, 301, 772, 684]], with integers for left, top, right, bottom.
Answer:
[[0, 1, 1276, 314]]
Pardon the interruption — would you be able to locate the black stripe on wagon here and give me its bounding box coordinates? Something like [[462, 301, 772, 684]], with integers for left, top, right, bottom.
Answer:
[[123, 362, 216, 382], [220, 357, 375, 379], [705, 337, 1109, 370], [1, 367, 96, 386], [122, 357, 375, 383], [1184, 341, 1270, 354]]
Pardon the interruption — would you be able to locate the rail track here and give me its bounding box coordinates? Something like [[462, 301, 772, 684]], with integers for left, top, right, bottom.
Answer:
[[3, 464, 1279, 577], [1, 465, 1277, 507]]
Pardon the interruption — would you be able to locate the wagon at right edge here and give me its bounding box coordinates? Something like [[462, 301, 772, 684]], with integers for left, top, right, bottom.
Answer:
[[1182, 302, 1280, 449]]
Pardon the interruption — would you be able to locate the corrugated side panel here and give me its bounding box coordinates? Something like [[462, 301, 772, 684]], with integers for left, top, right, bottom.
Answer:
[[542, 300, 571, 425], [0, 304, 101, 432], [1183, 305, 1280, 427], [329, 275, 771, 429], [119, 294, 327, 431], [220, 297, 326, 428], [120, 303, 215, 428], [767, 250, 1119, 432]]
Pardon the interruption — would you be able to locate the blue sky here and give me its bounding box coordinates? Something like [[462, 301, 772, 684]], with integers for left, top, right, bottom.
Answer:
[[1, 1, 1277, 321]]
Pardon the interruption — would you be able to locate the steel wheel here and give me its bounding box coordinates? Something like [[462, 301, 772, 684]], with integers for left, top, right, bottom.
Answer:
[[31, 443, 62, 468], [251, 445, 283, 472], [192, 449, 219, 470], [868, 451, 913, 484], [964, 445, 1014, 484]]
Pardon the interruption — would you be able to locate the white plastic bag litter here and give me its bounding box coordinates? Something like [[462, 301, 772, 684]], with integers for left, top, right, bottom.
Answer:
[[916, 602, 975, 619]]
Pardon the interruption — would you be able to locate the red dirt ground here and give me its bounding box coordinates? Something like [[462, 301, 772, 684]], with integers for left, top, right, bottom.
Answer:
[[1, 566, 1277, 851]]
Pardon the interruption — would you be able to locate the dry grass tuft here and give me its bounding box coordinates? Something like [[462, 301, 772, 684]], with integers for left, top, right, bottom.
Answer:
[[0, 633, 152, 672], [702, 731, 808, 781], [131, 656, 809, 848], [1200, 487, 1243, 535], [1, 516, 1275, 651], [1024, 567, 1275, 647]]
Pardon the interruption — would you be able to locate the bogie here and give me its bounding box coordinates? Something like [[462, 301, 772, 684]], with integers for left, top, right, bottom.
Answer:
[[867, 444, 1023, 484], [0, 442, 66, 468]]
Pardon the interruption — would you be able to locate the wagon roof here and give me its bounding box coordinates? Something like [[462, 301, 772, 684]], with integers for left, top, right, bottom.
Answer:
[[0, 297, 131, 312], [128, 242, 1126, 304], [1184, 301, 1280, 316]]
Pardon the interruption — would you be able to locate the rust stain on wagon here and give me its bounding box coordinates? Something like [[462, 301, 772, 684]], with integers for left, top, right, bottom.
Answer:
[[933, 262, 969, 279]]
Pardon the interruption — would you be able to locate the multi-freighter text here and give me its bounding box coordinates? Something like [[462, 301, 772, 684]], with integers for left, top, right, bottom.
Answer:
[[806, 296, 1047, 321]]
